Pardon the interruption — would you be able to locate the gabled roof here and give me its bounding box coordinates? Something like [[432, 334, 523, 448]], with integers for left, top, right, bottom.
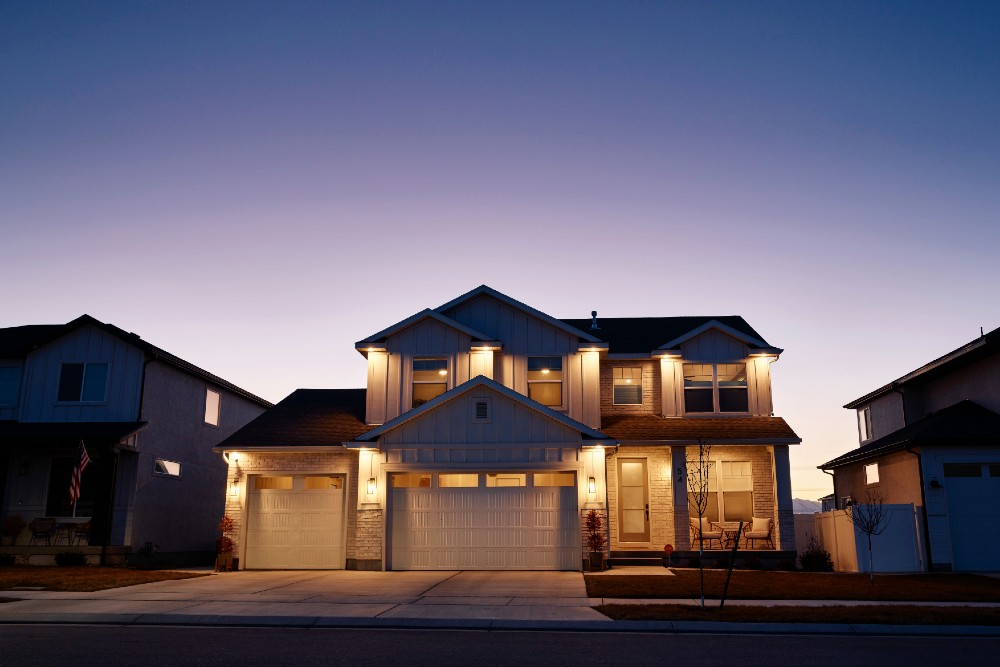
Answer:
[[0, 315, 272, 408], [215, 389, 367, 450], [0, 420, 148, 448], [355, 308, 499, 349], [437, 285, 602, 344], [559, 316, 775, 355], [820, 400, 1000, 469], [844, 325, 1000, 409], [600, 415, 800, 444], [354, 375, 610, 443]]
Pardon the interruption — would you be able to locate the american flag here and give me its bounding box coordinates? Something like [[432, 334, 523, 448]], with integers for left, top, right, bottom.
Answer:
[[69, 441, 91, 504]]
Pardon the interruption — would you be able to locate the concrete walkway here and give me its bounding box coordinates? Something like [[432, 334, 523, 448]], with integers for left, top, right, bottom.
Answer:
[[2, 569, 999, 636]]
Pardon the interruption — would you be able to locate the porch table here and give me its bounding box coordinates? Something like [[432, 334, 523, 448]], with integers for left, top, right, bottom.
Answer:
[[715, 521, 746, 549]]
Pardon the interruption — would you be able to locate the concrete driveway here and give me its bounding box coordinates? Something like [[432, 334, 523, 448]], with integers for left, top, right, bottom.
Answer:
[[0, 570, 610, 624]]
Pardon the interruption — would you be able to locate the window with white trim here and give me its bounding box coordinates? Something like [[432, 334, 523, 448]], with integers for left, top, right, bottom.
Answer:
[[204, 388, 221, 426], [613, 367, 642, 405], [57, 362, 109, 402], [683, 363, 748, 413], [858, 406, 872, 442], [527, 356, 562, 407], [865, 462, 879, 485], [412, 359, 448, 408], [686, 460, 754, 522], [154, 459, 182, 477]]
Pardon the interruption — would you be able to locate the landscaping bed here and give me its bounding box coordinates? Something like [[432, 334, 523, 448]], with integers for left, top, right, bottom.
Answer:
[[0, 566, 210, 592], [586, 570, 1000, 602], [596, 603, 1000, 625]]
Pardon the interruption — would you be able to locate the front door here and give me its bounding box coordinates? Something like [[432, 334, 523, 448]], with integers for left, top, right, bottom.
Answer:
[[617, 458, 650, 542]]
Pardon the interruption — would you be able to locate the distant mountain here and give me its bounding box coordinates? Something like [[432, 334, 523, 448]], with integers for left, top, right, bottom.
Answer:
[[793, 498, 822, 514]]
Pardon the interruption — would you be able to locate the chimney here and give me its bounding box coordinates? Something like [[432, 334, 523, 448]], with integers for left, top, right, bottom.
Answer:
[[590, 310, 599, 330]]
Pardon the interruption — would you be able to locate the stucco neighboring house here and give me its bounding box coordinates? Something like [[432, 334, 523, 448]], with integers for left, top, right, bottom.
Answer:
[[0, 315, 271, 564], [820, 325, 1000, 571], [217, 285, 800, 571]]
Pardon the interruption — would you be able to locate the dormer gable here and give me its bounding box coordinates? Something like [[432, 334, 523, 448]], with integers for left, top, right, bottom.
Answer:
[[355, 309, 500, 356]]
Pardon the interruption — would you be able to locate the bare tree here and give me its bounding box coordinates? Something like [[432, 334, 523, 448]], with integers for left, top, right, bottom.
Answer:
[[686, 439, 712, 608], [847, 488, 891, 584]]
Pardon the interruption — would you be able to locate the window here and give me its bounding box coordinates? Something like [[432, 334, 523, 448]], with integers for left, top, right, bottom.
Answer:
[[613, 367, 642, 405], [439, 473, 479, 488], [154, 459, 182, 477], [57, 362, 108, 402], [687, 460, 754, 522], [391, 473, 431, 488], [533, 472, 575, 487], [858, 407, 872, 441], [864, 462, 880, 485], [527, 357, 562, 407], [683, 363, 748, 413], [943, 463, 982, 478], [305, 476, 343, 490], [412, 359, 448, 408], [255, 476, 293, 490], [486, 473, 526, 487], [0, 366, 19, 404], [204, 388, 221, 426]]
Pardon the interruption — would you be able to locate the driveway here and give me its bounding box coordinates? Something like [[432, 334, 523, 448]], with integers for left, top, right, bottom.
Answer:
[[0, 570, 610, 623]]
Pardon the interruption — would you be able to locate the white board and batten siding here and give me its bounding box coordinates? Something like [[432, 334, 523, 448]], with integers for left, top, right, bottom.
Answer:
[[19, 323, 145, 422]]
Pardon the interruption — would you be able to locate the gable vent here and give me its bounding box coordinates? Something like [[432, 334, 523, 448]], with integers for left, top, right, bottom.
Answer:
[[472, 398, 492, 423]]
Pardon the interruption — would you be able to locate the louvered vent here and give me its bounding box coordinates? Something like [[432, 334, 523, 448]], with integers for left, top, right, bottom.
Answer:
[[475, 400, 489, 419]]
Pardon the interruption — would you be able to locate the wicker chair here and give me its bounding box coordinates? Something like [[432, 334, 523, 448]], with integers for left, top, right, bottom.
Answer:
[[28, 518, 56, 546], [744, 517, 775, 549], [689, 517, 724, 549]]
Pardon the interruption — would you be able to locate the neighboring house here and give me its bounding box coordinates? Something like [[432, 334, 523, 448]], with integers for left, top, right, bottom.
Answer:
[[820, 325, 1000, 571], [217, 285, 800, 570], [0, 315, 271, 563]]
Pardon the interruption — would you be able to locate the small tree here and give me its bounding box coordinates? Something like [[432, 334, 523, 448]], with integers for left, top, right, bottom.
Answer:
[[847, 489, 891, 584], [216, 515, 236, 570], [686, 439, 712, 608], [584, 510, 606, 571]]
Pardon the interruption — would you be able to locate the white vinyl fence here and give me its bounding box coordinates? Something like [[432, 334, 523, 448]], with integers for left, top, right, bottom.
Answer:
[[795, 504, 924, 573]]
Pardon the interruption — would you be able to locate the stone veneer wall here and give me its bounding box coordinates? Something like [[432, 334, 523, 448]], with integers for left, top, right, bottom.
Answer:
[[353, 509, 384, 570], [223, 450, 362, 566], [598, 360, 661, 416]]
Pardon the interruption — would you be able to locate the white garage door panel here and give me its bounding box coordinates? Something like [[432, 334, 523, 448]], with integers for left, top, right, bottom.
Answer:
[[245, 477, 346, 569], [391, 484, 579, 570]]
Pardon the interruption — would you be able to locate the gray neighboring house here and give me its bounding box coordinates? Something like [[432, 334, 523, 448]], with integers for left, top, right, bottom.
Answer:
[[820, 325, 1000, 572], [0, 315, 271, 564]]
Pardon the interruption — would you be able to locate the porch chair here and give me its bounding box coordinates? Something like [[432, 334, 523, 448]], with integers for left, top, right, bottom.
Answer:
[[689, 517, 724, 549], [28, 518, 57, 546], [72, 522, 92, 546], [744, 517, 775, 549]]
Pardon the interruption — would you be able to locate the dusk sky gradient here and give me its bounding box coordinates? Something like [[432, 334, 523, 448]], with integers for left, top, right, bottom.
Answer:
[[3, 1, 999, 500]]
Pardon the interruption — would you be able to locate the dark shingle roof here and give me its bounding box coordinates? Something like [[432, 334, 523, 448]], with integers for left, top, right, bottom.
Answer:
[[601, 414, 800, 443], [0, 315, 271, 408], [820, 400, 1000, 469], [0, 421, 147, 448], [216, 389, 367, 449], [559, 316, 769, 354]]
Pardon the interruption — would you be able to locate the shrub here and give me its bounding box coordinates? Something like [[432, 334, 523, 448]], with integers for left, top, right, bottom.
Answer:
[[799, 535, 834, 572], [54, 551, 87, 567], [584, 510, 606, 553], [778, 558, 798, 571]]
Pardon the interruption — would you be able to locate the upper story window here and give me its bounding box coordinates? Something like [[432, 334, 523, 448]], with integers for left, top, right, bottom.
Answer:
[[154, 458, 182, 478], [858, 406, 872, 442], [57, 362, 109, 402], [204, 388, 221, 426], [413, 359, 448, 408], [683, 363, 748, 413], [527, 356, 562, 407], [613, 367, 642, 405], [864, 462, 879, 485], [0, 366, 20, 405]]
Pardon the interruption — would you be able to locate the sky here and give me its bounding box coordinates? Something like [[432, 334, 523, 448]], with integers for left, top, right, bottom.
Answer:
[[3, 1, 999, 501]]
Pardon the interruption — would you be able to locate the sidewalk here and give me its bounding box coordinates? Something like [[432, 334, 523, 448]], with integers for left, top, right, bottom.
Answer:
[[2, 569, 998, 636]]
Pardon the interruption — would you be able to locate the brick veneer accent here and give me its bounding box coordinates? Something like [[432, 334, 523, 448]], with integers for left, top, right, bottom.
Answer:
[[598, 360, 661, 416]]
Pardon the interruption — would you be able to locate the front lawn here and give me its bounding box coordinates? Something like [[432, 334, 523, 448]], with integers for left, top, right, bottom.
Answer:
[[596, 603, 1000, 625], [0, 566, 210, 592], [586, 570, 1000, 602]]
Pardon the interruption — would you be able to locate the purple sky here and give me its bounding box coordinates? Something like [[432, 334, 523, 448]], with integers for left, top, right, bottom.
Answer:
[[3, 2, 999, 500]]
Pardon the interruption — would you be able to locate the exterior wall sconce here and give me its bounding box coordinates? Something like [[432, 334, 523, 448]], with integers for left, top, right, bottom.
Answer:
[[588, 476, 596, 494], [930, 479, 943, 489], [229, 456, 243, 498], [367, 477, 377, 495]]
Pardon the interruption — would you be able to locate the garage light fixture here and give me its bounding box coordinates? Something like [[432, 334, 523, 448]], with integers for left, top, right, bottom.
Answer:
[[588, 476, 596, 494], [367, 476, 377, 495]]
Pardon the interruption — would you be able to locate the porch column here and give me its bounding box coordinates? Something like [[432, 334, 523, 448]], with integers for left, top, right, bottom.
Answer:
[[772, 445, 795, 550], [671, 447, 690, 549]]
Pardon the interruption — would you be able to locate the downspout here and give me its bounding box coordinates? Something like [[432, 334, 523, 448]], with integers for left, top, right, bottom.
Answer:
[[821, 467, 836, 509], [892, 385, 933, 571]]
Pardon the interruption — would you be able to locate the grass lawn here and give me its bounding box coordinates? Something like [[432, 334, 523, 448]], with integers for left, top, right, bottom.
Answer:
[[586, 570, 1000, 602], [596, 603, 1000, 625], [0, 566, 210, 592]]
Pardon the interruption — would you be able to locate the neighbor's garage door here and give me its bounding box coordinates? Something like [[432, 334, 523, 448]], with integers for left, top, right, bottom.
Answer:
[[245, 474, 346, 569], [389, 472, 580, 570], [944, 463, 1000, 571]]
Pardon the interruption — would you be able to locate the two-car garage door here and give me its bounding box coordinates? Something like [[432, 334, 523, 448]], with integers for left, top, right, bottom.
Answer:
[[389, 471, 580, 570]]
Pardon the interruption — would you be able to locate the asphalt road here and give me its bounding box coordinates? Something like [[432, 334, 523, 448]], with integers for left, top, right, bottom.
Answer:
[[0, 626, 996, 666]]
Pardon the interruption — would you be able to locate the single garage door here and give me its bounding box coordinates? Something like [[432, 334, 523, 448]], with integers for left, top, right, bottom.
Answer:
[[389, 471, 580, 570], [944, 463, 1000, 571], [244, 474, 346, 569]]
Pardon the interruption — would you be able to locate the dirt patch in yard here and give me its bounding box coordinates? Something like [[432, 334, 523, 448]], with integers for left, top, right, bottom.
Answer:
[[0, 566, 210, 592], [596, 603, 1000, 625], [586, 570, 1000, 602]]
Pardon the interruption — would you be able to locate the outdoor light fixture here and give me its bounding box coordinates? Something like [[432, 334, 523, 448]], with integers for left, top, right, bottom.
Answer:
[[367, 477, 377, 495], [588, 476, 596, 494]]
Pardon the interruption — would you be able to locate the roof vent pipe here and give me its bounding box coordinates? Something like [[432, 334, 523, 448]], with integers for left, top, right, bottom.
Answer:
[[591, 311, 598, 330]]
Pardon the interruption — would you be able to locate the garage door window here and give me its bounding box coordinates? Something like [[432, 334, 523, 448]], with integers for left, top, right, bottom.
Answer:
[[534, 472, 575, 487], [486, 473, 526, 487], [305, 476, 343, 490], [392, 473, 431, 488], [256, 476, 293, 490], [944, 464, 982, 477], [439, 473, 479, 488], [991, 464, 1000, 477]]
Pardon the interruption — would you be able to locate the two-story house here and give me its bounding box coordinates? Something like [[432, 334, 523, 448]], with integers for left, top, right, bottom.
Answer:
[[0, 315, 271, 564], [820, 325, 1000, 572], [216, 286, 800, 570]]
